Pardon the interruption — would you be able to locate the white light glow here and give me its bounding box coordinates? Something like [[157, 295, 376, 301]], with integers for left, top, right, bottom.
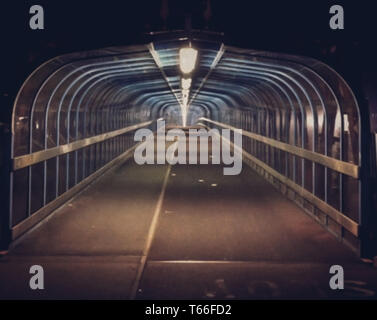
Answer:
[[181, 103, 188, 128], [181, 78, 192, 90], [179, 48, 198, 74], [343, 114, 350, 132]]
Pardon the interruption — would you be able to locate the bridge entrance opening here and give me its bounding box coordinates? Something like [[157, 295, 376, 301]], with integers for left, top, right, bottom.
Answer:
[[1, 31, 376, 299]]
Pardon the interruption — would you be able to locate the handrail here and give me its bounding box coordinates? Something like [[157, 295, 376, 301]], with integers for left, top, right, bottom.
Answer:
[[12, 120, 153, 171], [199, 117, 360, 179], [198, 122, 360, 237]]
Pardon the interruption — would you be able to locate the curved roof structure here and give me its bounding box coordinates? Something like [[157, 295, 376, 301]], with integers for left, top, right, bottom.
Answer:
[[12, 32, 360, 160], [9, 31, 363, 253]]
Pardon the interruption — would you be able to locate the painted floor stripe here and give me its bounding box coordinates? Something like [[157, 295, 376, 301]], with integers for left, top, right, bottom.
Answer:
[[146, 260, 340, 266], [130, 164, 172, 299]]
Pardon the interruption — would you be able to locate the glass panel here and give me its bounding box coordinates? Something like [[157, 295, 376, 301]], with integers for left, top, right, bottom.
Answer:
[[343, 175, 359, 222], [46, 158, 57, 204], [30, 162, 44, 214], [12, 168, 28, 226], [315, 163, 326, 201], [327, 169, 340, 211], [58, 155, 67, 196]]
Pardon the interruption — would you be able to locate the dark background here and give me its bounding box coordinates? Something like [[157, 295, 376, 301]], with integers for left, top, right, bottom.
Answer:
[[0, 0, 377, 128]]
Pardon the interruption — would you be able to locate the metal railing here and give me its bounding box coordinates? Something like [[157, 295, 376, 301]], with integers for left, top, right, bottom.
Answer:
[[12, 121, 153, 171], [199, 117, 360, 238], [10, 121, 153, 239]]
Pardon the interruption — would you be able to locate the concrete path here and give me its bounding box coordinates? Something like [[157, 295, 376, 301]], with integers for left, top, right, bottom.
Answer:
[[0, 160, 168, 299], [1, 159, 376, 299]]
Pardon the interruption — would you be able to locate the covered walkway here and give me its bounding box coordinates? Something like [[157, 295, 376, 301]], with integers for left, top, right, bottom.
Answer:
[[1, 31, 376, 299]]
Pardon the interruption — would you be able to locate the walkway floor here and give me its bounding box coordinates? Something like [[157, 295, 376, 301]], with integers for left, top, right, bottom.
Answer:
[[0, 159, 376, 299]]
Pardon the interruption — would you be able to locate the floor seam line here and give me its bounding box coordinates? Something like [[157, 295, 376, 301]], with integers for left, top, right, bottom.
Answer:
[[129, 165, 171, 299]]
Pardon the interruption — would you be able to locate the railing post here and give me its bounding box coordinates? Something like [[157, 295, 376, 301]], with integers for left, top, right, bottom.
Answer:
[[0, 125, 11, 250], [359, 97, 376, 259]]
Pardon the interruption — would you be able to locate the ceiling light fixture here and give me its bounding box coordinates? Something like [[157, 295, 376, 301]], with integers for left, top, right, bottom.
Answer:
[[179, 47, 198, 74]]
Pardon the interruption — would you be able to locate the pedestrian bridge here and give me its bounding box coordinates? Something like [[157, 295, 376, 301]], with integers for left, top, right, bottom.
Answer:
[[1, 31, 376, 299]]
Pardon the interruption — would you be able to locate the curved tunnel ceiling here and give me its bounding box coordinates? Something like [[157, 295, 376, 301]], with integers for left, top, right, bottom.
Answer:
[[12, 31, 360, 166]]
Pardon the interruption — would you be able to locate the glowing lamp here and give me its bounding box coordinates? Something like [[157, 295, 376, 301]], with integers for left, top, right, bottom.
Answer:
[[179, 48, 198, 74], [181, 78, 192, 90]]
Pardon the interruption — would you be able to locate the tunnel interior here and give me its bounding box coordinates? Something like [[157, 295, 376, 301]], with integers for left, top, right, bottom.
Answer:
[[8, 31, 365, 256]]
